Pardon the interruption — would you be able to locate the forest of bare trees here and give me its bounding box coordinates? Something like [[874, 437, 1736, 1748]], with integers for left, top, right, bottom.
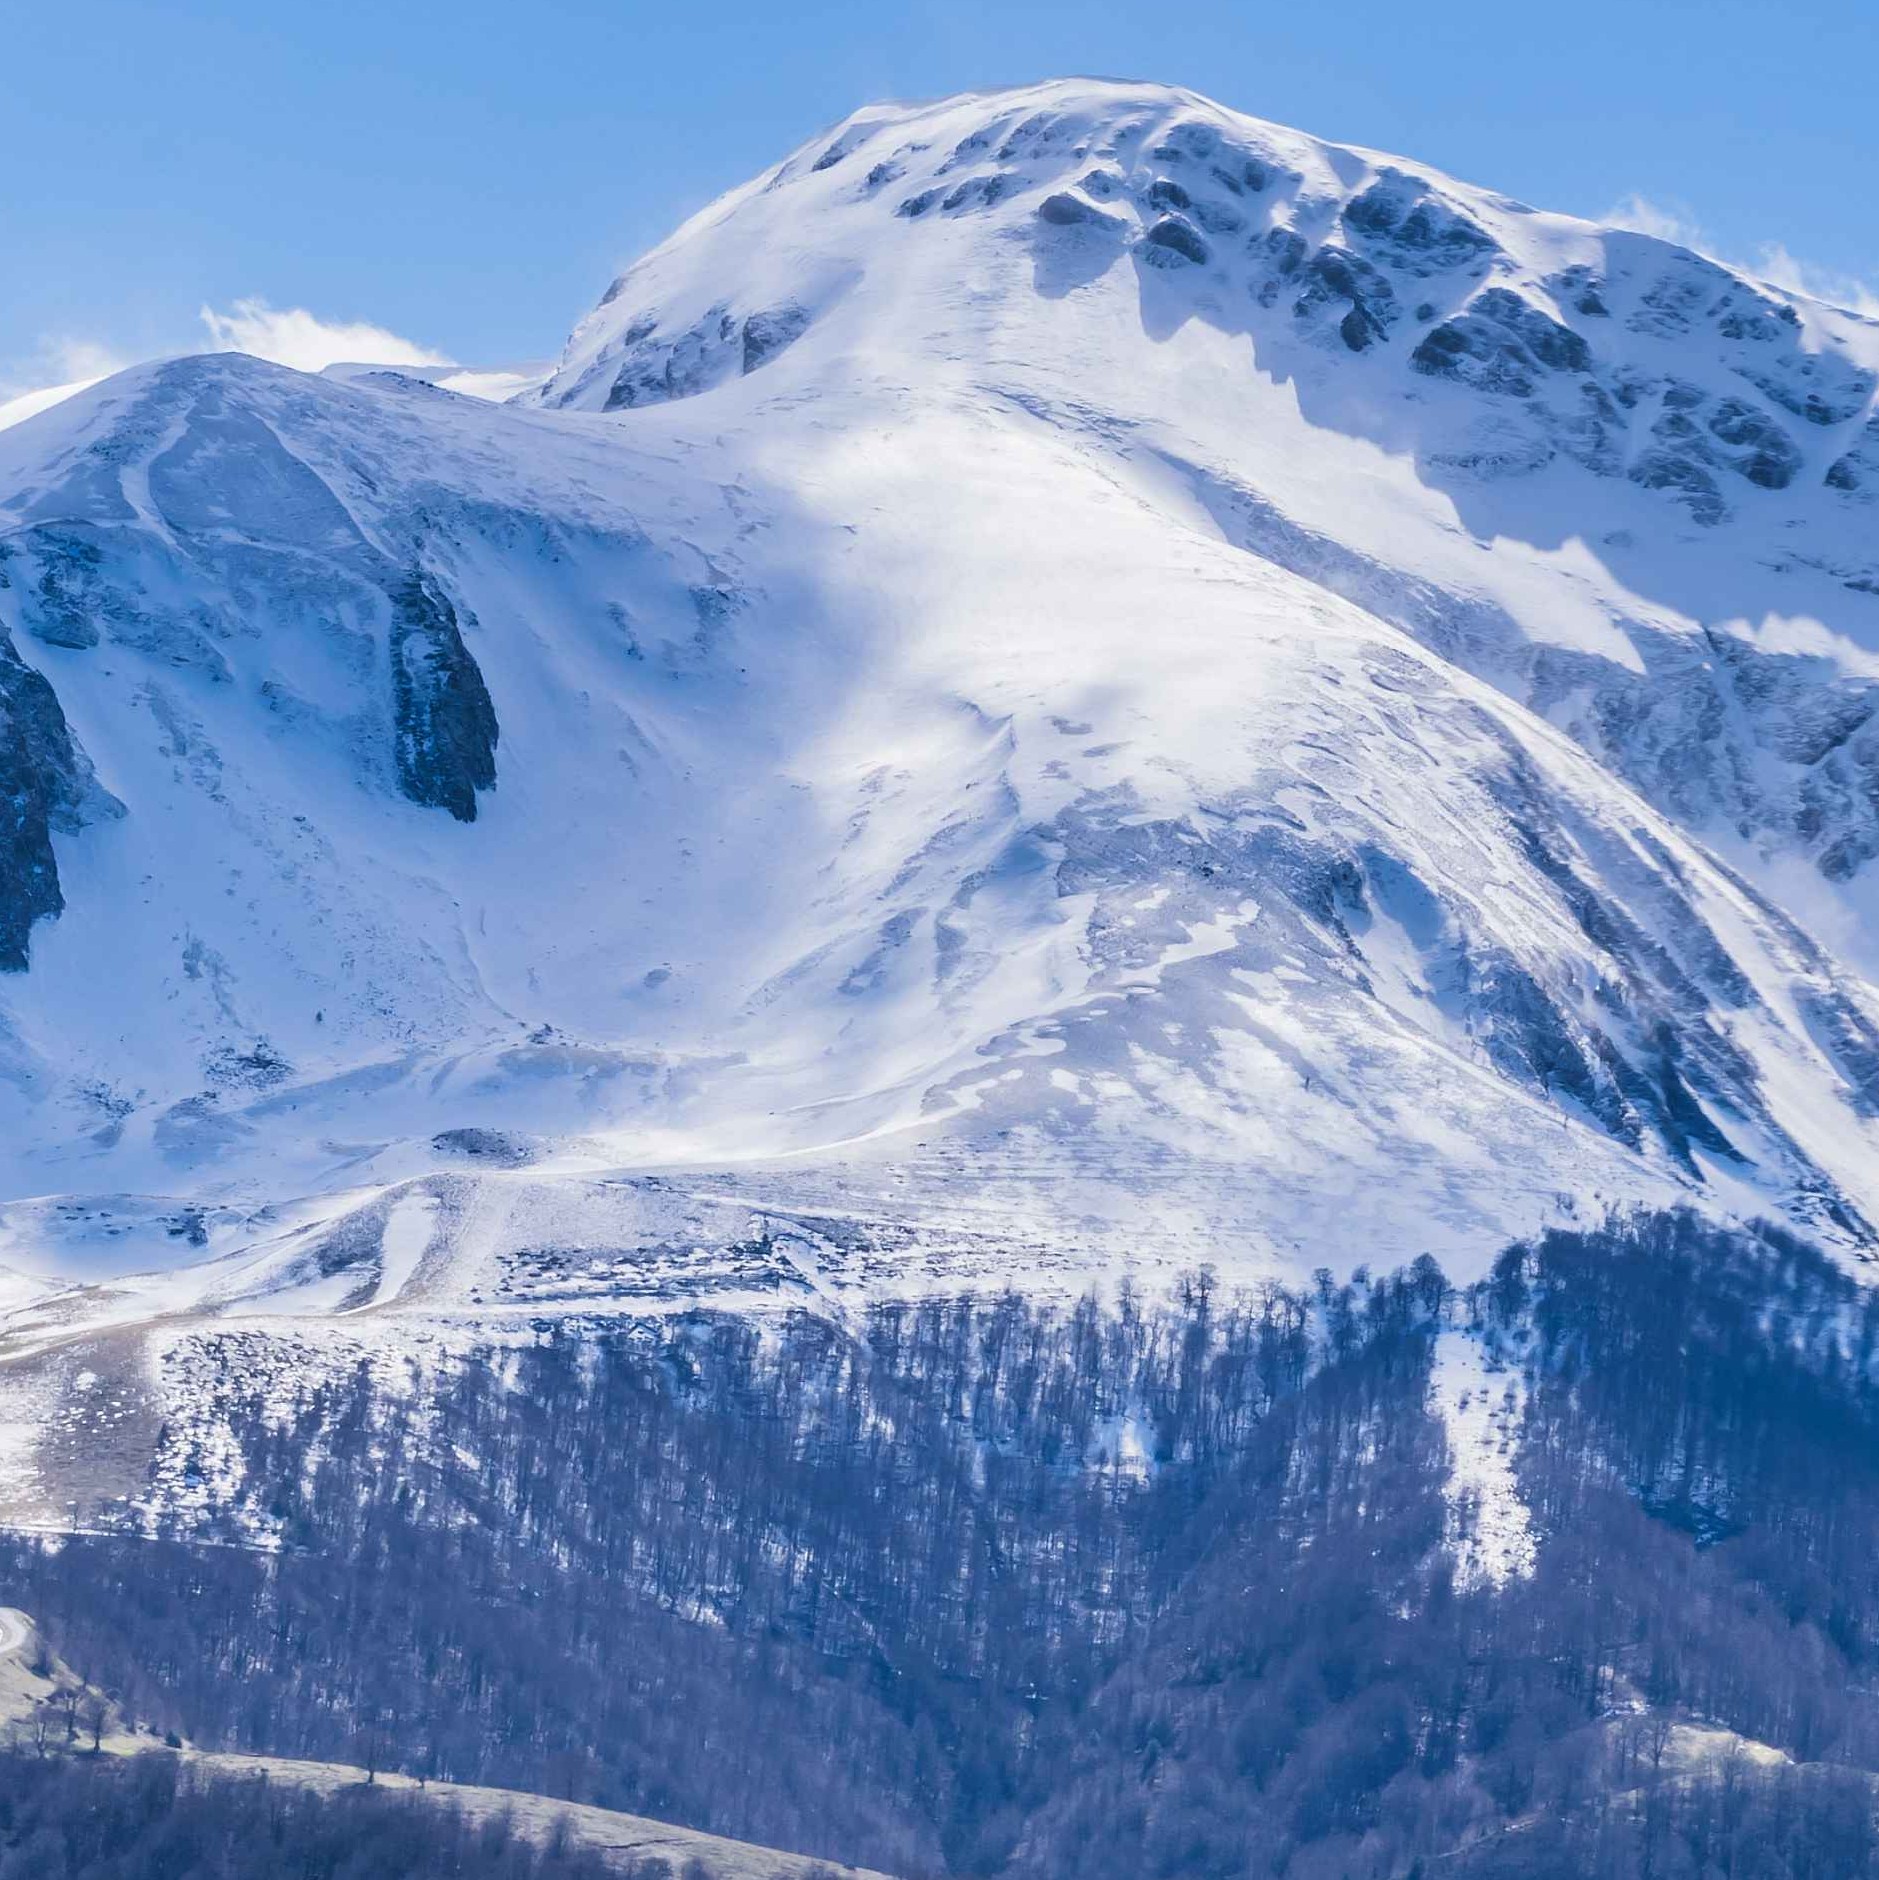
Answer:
[[7, 1212, 1879, 1876]]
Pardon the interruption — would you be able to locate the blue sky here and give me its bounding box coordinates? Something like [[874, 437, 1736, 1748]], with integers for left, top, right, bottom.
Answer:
[[4, 0, 1874, 392]]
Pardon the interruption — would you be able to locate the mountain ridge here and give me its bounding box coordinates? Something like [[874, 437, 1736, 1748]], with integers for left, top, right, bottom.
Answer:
[[0, 79, 1877, 1336]]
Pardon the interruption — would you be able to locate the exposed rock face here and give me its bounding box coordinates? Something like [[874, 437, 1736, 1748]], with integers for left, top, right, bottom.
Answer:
[[740, 305, 810, 373], [1705, 395, 1803, 488], [0, 680, 68, 968], [595, 299, 814, 410], [14, 526, 109, 649], [1036, 751, 1857, 1193], [1171, 448, 1879, 890], [430, 1127, 538, 1166], [2, 362, 509, 869], [1412, 289, 1591, 395], [389, 573, 499, 823], [1286, 244, 1400, 351], [1342, 168, 1496, 275], [0, 632, 114, 970], [1036, 191, 1125, 232], [1829, 416, 1879, 496], [1140, 214, 1209, 267], [1623, 255, 1876, 426]]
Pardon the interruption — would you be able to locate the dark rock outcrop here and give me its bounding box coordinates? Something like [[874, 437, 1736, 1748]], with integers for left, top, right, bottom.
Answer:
[[14, 525, 110, 649], [1546, 264, 1610, 318], [1630, 257, 1876, 425], [1412, 288, 1591, 396], [1342, 170, 1495, 276], [604, 308, 736, 409], [431, 1127, 538, 1166], [940, 172, 1023, 214], [604, 301, 817, 410], [0, 636, 104, 969], [1140, 216, 1209, 267], [1285, 245, 1399, 352], [1828, 416, 1879, 496], [741, 304, 810, 374], [389, 574, 498, 823], [1036, 191, 1122, 230], [1705, 396, 1802, 489]]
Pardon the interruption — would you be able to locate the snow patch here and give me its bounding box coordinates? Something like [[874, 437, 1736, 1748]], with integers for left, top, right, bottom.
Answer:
[[368, 1194, 439, 1310], [1430, 1329, 1536, 1591]]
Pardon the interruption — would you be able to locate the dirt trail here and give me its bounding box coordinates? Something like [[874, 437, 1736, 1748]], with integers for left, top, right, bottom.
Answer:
[[180, 1751, 893, 1878]]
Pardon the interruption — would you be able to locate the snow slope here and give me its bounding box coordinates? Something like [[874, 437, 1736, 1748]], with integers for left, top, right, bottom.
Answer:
[[3, 79, 1879, 1360]]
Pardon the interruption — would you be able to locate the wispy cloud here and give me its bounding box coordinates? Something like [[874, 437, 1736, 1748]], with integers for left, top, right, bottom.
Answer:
[[0, 334, 134, 402], [0, 302, 454, 433], [0, 336, 135, 432], [39, 336, 136, 383], [1606, 193, 1879, 316], [197, 298, 451, 373]]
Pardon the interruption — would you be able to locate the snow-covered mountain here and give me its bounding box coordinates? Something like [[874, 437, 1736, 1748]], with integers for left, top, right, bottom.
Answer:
[[4, 78, 1879, 1348]]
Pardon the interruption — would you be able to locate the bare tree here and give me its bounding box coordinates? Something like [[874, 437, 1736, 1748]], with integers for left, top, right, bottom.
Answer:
[[353, 1718, 389, 1785]]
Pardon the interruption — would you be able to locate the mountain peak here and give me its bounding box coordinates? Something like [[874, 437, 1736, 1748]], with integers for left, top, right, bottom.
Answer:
[[539, 79, 1878, 538]]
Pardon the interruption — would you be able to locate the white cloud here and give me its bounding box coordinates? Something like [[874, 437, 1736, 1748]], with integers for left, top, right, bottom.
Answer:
[[0, 301, 455, 433], [39, 336, 135, 383], [1606, 193, 1879, 316], [0, 334, 133, 403], [430, 365, 549, 403], [197, 298, 451, 372], [0, 335, 136, 433]]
